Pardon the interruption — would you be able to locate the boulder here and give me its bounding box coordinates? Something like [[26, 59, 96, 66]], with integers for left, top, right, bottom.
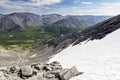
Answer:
[[33, 64, 52, 71], [33, 69, 39, 75], [50, 70, 61, 74], [69, 66, 79, 76], [31, 64, 41, 71], [21, 66, 33, 77], [60, 69, 69, 76], [60, 66, 79, 80], [52, 65, 62, 71], [43, 65, 52, 71], [46, 73, 55, 78], [50, 61, 60, 66]]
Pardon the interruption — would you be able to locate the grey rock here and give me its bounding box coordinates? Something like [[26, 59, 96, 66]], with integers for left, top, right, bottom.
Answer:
[[50, 61, 60, 66], [50, 70, 61, 74], [33, 64, 52, 71], [69, 66, 79, 76], [46, 74, 55, 78], [43, 65, 52, 71], [32, 68, 39, 75], [61, 66, 79, 80], [3, 62, 81, 80], [52, 65, 62, 71], [6, 65, 20, 74], [60, 69, 69, 76], [21, 66, 33, 77]]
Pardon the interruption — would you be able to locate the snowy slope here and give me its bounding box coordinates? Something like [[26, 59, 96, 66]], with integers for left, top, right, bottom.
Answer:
[[50, 28, 120, 80]]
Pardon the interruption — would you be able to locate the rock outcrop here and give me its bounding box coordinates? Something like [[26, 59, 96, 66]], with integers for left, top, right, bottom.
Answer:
[[0, 61, 82, 80]]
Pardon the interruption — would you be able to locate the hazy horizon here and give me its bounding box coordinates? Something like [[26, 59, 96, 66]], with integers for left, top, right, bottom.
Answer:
[[0, 12, 115, 16]]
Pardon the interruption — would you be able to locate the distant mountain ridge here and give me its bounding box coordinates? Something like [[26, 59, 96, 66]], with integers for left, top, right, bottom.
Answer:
[[0, 12, 111, 33], [0, 13, 64, 31], [44, 15, 112, 34]]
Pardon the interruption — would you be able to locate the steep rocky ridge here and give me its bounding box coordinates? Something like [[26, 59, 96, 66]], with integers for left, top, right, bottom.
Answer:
[[28, 14, 120, 63]]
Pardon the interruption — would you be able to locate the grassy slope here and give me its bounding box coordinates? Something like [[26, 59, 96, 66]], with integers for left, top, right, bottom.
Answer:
[[0, 26, 53, 50]]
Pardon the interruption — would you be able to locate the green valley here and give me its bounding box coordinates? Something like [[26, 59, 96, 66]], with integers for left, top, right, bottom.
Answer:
[[0, 27, 53, 50]]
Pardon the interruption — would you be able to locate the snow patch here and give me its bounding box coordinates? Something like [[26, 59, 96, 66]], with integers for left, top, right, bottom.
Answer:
[[50, 28, 120, 80]]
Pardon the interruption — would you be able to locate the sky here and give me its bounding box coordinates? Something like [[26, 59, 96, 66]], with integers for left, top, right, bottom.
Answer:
[[0, 0, 120, 15]]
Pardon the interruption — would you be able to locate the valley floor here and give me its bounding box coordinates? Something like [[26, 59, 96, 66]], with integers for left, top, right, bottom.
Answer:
[[50, 29, 120, 80], [0, 46, 53, 67]]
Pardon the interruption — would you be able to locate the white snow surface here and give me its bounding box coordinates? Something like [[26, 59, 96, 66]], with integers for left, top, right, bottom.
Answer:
[[50, 29, 120, 80]]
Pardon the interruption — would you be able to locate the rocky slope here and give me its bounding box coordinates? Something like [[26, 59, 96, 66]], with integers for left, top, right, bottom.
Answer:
[[28, 14, 120, 64], [46, 14, 120, 47]]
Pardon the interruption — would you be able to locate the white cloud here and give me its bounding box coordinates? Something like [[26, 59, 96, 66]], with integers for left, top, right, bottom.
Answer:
[[81, 1, 93, 5], [11, 0, 62, 7], [0, 0, 62, 13], [46, 2, 120, 16], [0, 0, 24, 10], [0, 0, 63, 14], [73, 0, 80, 3], [101, 2, 120, 9], [47, 3, 120, 16], [99, 2, 120, 15]]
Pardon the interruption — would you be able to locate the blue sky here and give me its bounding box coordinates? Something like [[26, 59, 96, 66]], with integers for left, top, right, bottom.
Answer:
[[0, 0, 120, 15]]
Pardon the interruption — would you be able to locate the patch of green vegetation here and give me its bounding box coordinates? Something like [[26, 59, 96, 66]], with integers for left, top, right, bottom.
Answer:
[[0, 26, 53, 50], [44, 25, 81, 34]]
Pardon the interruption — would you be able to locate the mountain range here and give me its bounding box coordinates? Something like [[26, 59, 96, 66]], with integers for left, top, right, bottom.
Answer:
[[0, 12, 111, 34]]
